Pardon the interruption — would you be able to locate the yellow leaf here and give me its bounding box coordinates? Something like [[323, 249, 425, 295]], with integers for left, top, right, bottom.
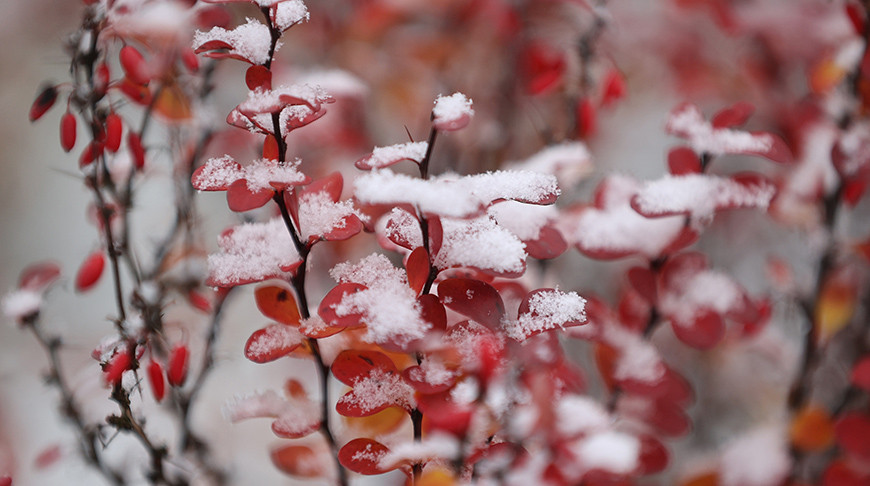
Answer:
[[343, 406, 407, 436], [815, 276, 856, 342], [154, 82, 192, 121]]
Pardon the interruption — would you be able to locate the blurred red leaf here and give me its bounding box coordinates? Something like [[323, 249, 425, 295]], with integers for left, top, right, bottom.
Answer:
[[19, 261, 61, 292], [672, 309, 725, 350], [147, 360, 166, 402], [667, 147, 702, 175], [331, 349, 396, 385], [167, 344, 189, 387], [851, 355, 870, 391], [711, 101, 754, 129], [271, 444, 326, 478], [835, 412, 870, 461], [120, 45, 150, 85], [105, 113, 123, 153], [30, 85, 58, 122]]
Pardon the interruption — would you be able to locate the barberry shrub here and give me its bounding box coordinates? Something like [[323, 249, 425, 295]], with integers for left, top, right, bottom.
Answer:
[[3, 0, 870, 485]]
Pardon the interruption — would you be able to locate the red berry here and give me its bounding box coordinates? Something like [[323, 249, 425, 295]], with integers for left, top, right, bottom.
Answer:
[[167, 344, 189, 387], [120, 45, 150, 85], [147, 360, 166, 402], [128, 132, 145, 170], [104, 349, 131, 386], [75, 250, 105, 292], [30, 85, 58, 122], [60, 111, 77, 152], [105, 113, 123, 153]]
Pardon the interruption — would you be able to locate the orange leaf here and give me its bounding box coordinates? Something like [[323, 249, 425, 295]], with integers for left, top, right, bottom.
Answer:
[[255, 283, 302, 326], [815, 276, 857, 342], [790, 404, 835, 452], [679, 471, 719, 486], [271, 444, 327, 478], [154, 83, 192, 121], [810, 58, 847, 95], [343, 406, 408, 437]]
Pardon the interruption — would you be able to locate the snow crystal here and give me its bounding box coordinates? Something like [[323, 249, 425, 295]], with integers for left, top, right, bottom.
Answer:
[[435, 216, 527, 275], [192, 155, 241, 190], [432, 92, 474, 129], [273, 0, 309, 31], [329, 254, 430, 345], [487, 201, 557, 241], [110, 1, 192, 40], [509, 142, 593, 188], [508, 289, 586, 341], [719, 426, 790, 486], [380, 434, 460, 468], [354, 169, 558, 218], [243, 158, 308, 191], [360, 141, 429, 170], [338, 368, 416, 412], [208, 218, 300, 286], [246, 325, 304, 361], [383, 208, 422, 248], [450, 377, 480, 405], [193, 18, 274, 66], [667, 104, 773, 155], [633, 174, 775, 222], [573, 431, 640, 474], [556, 395, 610, 437], [2, 290, 42, 322], [298, 191, 364, 240]]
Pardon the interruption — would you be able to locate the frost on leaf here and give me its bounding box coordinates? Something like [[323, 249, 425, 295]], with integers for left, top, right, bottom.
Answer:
[[631, 174, 776, 222], [432, 92, 474, 131], [193, 19, 274, 65], [244, 324, 305, 363], [355, 141, 429, 170], [507, 141, 593, 189], [327, 254, 430, 346], [435, 216, 527, 277], [507, 289, 587, 341], [225, 390, 320, 439], [666, 103, 792, 163], [562, 175, 689, 260], [336, 367, 416, 416], [271, 0, 309, 31], [207, 218, 301, 286], [355, 169, 559, 218], [298, 190, 366, 242], [192, 155, 309, 192], [238, 85, 333, 116]]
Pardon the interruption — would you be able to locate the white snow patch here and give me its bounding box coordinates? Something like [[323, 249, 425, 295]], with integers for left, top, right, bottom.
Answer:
[[193, 19, 274, 65], [208, 218, 300, 286], [633, 174, 775, 222], [667, 104, 772, 155], [507, 289, 586, 341], [573, 431, 640, 474], [719, 426, 790, 486]]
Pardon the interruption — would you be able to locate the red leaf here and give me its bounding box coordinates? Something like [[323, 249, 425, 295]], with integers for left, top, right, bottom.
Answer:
[[418, 294, 447, 332], [338, 438, 393, 475], [318, 283, 368, 328], [600, 69, 627, 107], [323, 215, 363, 241], [331, 349, 396, 385], [181, 48, 199, 73], [427, 215, 443, 257], [627, 266, 657, 303], [417, 390, 474, 436], [521, 42, 565, 95], [19, 261, 61, 292], [95, 62, 110, 94], [104, 349, 131, 386], [0, 476, 10, 486], [846, 3, 866, 35], [403, 364, 455, 394], [194, 39, 234, 55], [836, 413, 870, 462], [105, 113, 123, 153], [843, 177, 868, 206], [245, 65, 272, 90], [79, 142, 103, 169], [406, 247, 430, 294], [75, 250, 105, 292], [34, 444, 62, 469], [660, 252, 708, 290], [303, 172, 344, 202], [671, 309, 725, 350], [60, 112, 77, 152], [167, 344, 189, 387], [636, 435, 669, 474], [255, 283, 302, 326], [226, 179, 273, 212], [711, 101, 754, 129], [438, 278, 505, 330], [667, 147, 701, 175], [576, 98, 597, 139], [524, 225, 568, 260], [187, 289, 212, 314], [128, 132, 145, 170], [822, 460, 869, 486], [851, 355, 870, 391], [271, 444, 326, 478], [263, 134, 279, 160], [644, 398, 692, 437], [147, 360, 166, 402], [120, 45, 150, 85], [244, 324, 304, 363], [746, 132, 794, 164], [30, 85, 58, 122]]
